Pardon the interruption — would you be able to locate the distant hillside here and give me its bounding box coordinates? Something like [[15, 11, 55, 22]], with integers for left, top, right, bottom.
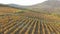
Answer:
[[26, 0, 60, 15], [8, 4, 29, 9], [0, 0, 60, 15]]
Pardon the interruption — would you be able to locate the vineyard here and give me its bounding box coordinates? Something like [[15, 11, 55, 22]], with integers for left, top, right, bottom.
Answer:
[[0, 8, 60, 34]]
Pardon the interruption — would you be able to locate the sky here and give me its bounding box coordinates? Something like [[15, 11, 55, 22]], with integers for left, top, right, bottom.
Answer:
[[0, 0, 47, 6]]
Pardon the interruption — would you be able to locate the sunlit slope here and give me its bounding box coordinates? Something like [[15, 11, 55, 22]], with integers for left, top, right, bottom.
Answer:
[[0, 9, 60, 34], [0, 6, 21, 15]]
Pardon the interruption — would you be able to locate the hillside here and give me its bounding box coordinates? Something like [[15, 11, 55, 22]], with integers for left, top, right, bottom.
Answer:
[[0, 5, 22, 15], [27, 0, 60, 15]]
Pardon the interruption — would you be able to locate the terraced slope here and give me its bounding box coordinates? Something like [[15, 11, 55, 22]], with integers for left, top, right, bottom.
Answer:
[[0, 10, 60, 34]]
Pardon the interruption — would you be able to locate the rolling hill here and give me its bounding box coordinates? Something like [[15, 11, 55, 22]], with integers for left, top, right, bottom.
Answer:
[[1, 0, 60, 15], [26, 0, 60, 15], [0, 4, 22, 15]]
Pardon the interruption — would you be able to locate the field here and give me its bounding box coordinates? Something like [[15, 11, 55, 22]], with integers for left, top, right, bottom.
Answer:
[[0, 6, 20, 15], [0, 7, 60, 34]]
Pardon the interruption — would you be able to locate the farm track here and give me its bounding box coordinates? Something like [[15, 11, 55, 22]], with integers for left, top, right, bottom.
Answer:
[[0, 12, 60, 34]]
